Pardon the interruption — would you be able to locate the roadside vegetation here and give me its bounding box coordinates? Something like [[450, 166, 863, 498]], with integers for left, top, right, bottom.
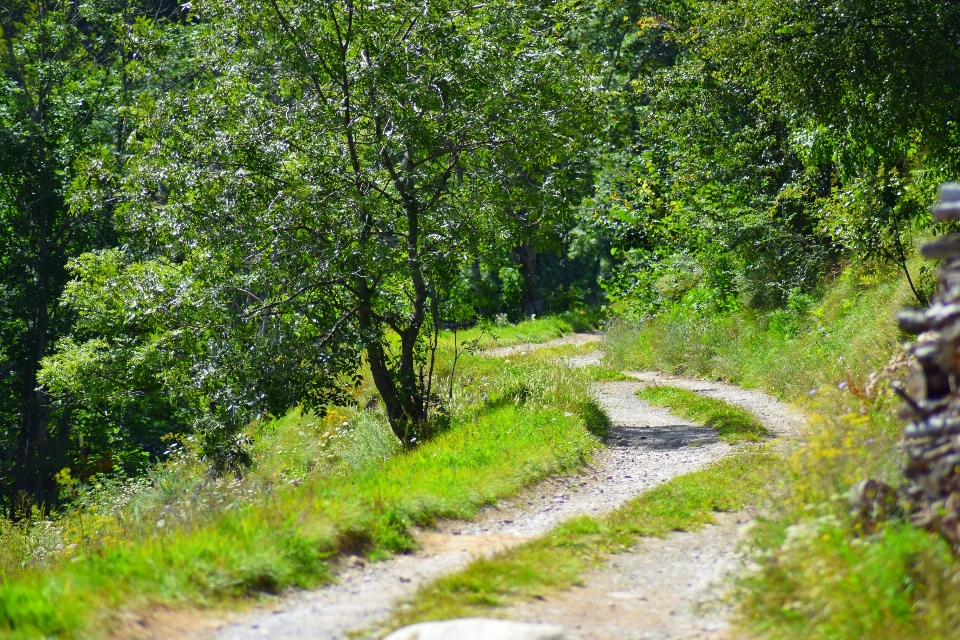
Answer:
[[0, 325, 605, 638], [3, 0, 960, 637], [607, 262, 960, 639]]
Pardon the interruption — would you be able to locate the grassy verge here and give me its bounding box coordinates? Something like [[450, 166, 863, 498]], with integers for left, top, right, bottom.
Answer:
[[637, 386, 768, 443], [0, 403, 599, 638], [0, 323, 606, 638], [604, 263, 960, 639], [604, 265, 910, 400], [391, 449, 780, 628]]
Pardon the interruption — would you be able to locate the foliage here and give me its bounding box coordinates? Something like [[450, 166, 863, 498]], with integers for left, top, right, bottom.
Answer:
[[591, 0, 960, 315], [0, 0, 193, 514], [40, 0, 600, 461]]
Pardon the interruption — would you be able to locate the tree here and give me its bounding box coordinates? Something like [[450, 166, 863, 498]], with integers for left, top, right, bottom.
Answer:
[[46, 0, 596, 451], [703, 0, 960, 304]]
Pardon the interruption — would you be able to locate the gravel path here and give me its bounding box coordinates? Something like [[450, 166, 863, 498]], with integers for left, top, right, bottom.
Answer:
[[502, 373, 803, 640], [506, 511, 750, 640], [622, 371, 804, 440], [190, 347, 802, 640]]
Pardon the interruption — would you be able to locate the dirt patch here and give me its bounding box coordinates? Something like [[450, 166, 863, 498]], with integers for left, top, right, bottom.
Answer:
[[416, 532, 528, 556], [108, 606, 228, 640]]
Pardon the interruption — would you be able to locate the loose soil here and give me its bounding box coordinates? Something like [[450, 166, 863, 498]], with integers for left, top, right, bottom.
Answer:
[[173, 341, 802, 640]]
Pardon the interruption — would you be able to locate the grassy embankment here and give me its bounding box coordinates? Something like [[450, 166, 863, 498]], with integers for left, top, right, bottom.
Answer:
[[390, 394, 777, 628], [0, 316, 606, 639], [605, 263, 960, 639], [391, 261, 960, 639]]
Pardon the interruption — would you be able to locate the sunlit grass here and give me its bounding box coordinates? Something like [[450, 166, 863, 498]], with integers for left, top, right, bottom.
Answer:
[[437, 308, 601, 352], [604, 264, 912, 401], [0, 310, 608, 638], [0, 401, 601, 637], [637, 386, 768, 443]]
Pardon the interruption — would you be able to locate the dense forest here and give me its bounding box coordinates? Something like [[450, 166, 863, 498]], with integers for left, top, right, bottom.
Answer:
[[2, 0, 960, 519]]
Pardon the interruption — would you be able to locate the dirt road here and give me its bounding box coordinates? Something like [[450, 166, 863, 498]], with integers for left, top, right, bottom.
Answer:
[[195, 349, 800, 640]]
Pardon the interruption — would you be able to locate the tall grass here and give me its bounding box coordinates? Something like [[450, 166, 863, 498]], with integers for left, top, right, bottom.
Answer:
[[0, 317, 607, 638], [605, 265, 911, 399], [603, 262, 960, 639]]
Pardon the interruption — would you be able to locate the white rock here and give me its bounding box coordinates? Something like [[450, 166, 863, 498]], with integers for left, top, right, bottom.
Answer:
[[384, 618, 566, 640]]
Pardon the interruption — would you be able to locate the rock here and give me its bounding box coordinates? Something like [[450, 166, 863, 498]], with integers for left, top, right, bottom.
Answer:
[[384, 618, 566, 640]]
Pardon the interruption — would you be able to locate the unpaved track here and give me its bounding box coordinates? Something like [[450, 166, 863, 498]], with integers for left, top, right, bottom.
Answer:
[[482, 332, 603, 358], [504, 373, 803, 640], [506, 511, 750, 640], [196, 347, 801, 640]]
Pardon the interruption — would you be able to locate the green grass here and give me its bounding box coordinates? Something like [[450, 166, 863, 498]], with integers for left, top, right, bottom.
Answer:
[[438, 308, 601, 352], [637, 386, 768, 443], [604, 264, 913, 401], [390, 449, 780, 628], [0, 346, 606, 638], [602, 260, 960, 639]]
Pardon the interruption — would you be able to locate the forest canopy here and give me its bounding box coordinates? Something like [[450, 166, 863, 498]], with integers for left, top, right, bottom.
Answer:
[[2, 0, 959, 513]]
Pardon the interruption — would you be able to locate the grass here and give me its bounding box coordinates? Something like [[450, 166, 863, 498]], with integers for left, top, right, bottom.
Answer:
[[0, 404, 600, 638], [604, 264, 912, 400], [583, 366, 633, 382], [637, 386, 768, 443], [390, 449, 780, 628], [0, 315, 608, 639], [438, 308, 601, 352], [602, 259, 960, 639]]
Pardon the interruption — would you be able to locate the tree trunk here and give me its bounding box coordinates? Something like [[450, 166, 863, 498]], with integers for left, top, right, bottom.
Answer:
[[355, 192, 431, 445], [11, 255, 52, 516], [512, 239, 542, 318]]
